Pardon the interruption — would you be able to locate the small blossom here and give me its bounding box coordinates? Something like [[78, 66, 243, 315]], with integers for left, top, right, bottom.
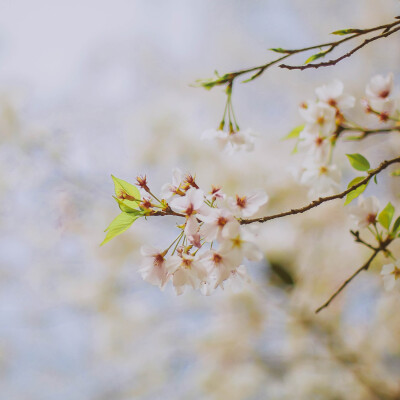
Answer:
[[298, 130, 331, 162], [223, 265, 251, 292], [201, 128, 256, 153], [366, 73, 393, 100], [136, 175, 149, 192], [299, 159, 341, 198], [315, 79, 355, 110], [201, 249, 240, 288], [381, 260, 400, 291], [349, 196, 380, 229], [198, 208, 238, 242], [299, 101, 337, 136], [138, 245, 169, 288], [220, 222, 263, 261], [206, 185, 226, 202], [228, 190, 268, 218], [161, 168, 184, 200], [166, 253, 207, 295]]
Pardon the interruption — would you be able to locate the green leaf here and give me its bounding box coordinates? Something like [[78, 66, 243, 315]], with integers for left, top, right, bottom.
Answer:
[[111, 175, 141, 211], [344, 184, 367, 205], [305, 51, 326, 64], [282, 124, 304, 140], [101, 212, 140, 246], [345, 135, 362, 141], [346, 153, 370, 171], [113, 196, 145, 214], [269, 47, 291, 54], [378, 202, 395, 230], [331, 28, 362, 35], [347, 176, 365, 189], [374, 175, 378, 184], [391, 169, 400, 176], [392, 216, 400, 234]]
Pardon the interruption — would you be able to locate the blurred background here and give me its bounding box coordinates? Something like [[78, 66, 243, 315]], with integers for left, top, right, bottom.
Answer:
[[1, 1, 400, 399]]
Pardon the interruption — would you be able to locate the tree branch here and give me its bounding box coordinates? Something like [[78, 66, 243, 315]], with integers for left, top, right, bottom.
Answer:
[[315, 235, 393, 313], [240, 156, 400, 225]]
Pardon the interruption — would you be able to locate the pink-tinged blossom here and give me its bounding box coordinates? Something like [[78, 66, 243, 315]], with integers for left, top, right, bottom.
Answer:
[[201, 128, 256, 153], [298, 130, 331, 162], [381, 261, 400, 291], [366, 73, 393, 100], [201, 249, 241, 288], [315, 79, 355, 110], [170, 187, 208, 242], [166, 253, 207, 295], [228, 190, 268, 218], [198, 208, 238, 242], [161, 167, 184, 200], [206, 185, 226, 203], [299, 160, 341, 198], [299, 101, 337, 136], [349, 196, 380, 229], [223, 265, 251, 292], [138, 245, 169, 288], [220, 222, 263, 262]]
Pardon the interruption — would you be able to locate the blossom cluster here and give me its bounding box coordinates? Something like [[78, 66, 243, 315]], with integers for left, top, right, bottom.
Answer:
[[295, 74, 397, 198], [136, 168, 268, 295]]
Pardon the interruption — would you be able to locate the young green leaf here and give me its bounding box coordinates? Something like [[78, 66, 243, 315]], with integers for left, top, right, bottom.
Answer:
[[282, 124, 305, 141], [392, 216, 400, 235], [378, 202, 395, 230], [346, 153, 370, 171], [101, 212, 140, 246], [347, 176, 365, 189], [111, 175, 141, 210], [113, 196, 145, 214], [305, 52, 326, 64], [344, 184, 367, 205], [331, 28, 362, 35], [269, 47, 291, 54]]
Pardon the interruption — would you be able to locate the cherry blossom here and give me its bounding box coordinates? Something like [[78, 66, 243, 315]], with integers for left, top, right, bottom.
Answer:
[[198, 208, 238, 242], [228, 190, 268, 218], [298, 130, 331, 162], [161, 167, 184, 200], [315, 79, 355, 111], [201, 127, 256, 153], [299, 101, 337, 136], [166, 253, 208, 295], [223, 265, 251, 292], [381, 261, 400, 291], [299, 160, 341, 198], [349, 196, 380, 229], [201, 249, 240, 288], [138, 245, 169, 288], [220, 222, 263, 261], [366, 73, 393, 100]]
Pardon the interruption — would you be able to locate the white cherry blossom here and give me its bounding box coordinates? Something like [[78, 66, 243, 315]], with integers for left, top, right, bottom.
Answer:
[[366, 73, 393, 100], [381, 261, 400, 291], [201, 249, 241, 288], [198, 208, 238, 242], [299, 101, 337, 136], [220, 222, 263, 261], [228, 189, 268, 218], [166, 253, 207, 295], [201, 128, 256, 153], [298, 130, 331, 162], [223, 265, 251, 292], [315, 79, 355, 110], [138, 245, 169, 288], [299, 160, 341, 198], [161, 167, 184, 199], [349, 196, 380, 229]]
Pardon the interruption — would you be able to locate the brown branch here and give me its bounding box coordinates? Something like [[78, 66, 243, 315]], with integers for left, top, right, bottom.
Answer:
[[350, 230, 377, 251], [280, 24, 400, 70], [315, 235, 393, 313], [240, 156, 400, 225], [198, 17, 400, 88]]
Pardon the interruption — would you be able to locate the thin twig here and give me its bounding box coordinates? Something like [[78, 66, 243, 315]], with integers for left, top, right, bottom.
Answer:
[[280, 25, 400, 70], [240, 156, 400, 225], [315, 236, 393, 313]]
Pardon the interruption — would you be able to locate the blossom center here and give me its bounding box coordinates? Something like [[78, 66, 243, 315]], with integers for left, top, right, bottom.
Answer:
[[317, 116, 325, 125], [315, 136, 324, 146], [182, 258, 192, 269], [212, 253, 222, 264], [236, 195, 247, 209], [379, 90, 389, 99], [328, 99, 337, 107], [366, 213, 376, 224], [185, 203, 195, 216], [319, 166, 328, 175], [217, 216, 228, 227], [153, 254, 164, 267]]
